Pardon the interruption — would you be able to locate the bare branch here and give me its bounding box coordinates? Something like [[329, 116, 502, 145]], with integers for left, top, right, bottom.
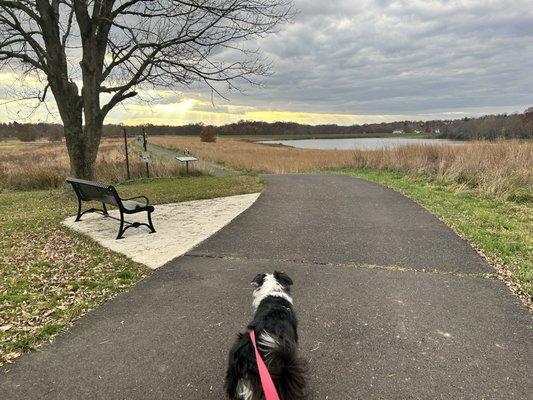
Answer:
[[0, 0, 293, 178]]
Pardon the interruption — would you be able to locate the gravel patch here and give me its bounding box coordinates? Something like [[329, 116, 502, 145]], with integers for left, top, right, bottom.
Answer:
[[62, 193, 260, 269]]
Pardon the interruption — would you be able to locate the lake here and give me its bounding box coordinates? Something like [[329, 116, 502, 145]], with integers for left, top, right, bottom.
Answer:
[[259, 137, 465, 150]]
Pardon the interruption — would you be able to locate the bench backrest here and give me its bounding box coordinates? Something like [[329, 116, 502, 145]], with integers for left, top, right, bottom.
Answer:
[[66, 177, 120, 207]]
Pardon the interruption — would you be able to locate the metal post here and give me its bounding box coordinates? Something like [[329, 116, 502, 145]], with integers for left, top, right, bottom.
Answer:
[[123, 128, 131, 180], [142, 127, 150, 178]]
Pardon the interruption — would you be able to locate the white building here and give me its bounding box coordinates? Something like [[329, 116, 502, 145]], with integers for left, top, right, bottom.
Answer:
[[392, 129, 404, 134]]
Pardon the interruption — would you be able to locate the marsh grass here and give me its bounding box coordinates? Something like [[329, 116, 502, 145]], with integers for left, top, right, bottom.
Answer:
[[152, 136, 532, 202], [350, 141, 532, 202], [0, 139, 187, 191]]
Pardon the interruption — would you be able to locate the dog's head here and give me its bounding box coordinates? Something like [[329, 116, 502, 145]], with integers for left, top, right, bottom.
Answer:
[[251, 271, 293, 310]]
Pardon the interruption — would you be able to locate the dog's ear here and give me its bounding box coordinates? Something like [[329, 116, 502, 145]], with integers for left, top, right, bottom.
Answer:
[[251, 273, 266, 287], [274, 271, 293, 287]]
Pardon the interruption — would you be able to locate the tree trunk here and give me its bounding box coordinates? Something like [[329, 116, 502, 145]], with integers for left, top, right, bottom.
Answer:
[[64, 124, 101, 180], [36, 0, 104, 180]]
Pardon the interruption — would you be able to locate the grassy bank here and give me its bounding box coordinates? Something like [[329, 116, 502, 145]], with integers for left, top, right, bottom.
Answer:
[[334, 169, 532, 302], [152, 136, 359, 173], [152, 136, 531, 201], [0, 175, 263, 365]]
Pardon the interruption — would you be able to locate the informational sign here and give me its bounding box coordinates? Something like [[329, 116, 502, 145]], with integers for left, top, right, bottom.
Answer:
[[176, 156, 198, 173], [140, 152, 150, 163], [176, 156, 198, 162]]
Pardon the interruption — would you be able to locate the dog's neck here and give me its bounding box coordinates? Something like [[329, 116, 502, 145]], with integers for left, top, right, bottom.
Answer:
[[252, 274, 293, 311], [252, 290, 293, 312]]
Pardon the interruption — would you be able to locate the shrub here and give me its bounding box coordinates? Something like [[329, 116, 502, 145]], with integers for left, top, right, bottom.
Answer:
[[200, 126, 217, 142]]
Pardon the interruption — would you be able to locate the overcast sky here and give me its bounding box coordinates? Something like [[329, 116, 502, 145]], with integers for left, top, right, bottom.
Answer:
[[1, 0, 532, 125]]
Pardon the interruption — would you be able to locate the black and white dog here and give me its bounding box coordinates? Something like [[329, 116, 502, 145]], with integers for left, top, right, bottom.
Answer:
[[225, 271, 307, 400]]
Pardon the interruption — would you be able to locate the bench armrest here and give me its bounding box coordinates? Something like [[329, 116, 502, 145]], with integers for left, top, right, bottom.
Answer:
[[121, 195, 150, 205]]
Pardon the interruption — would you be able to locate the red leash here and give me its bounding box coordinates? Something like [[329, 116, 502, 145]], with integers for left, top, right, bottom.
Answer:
[[248, 329, 281, 400]]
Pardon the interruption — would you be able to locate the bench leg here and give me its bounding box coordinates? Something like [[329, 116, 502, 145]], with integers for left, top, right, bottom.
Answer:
[[147, 211, 156, 233], [75, 198, 83, 222], [102, 203, 109, 215], [116, 211, 126, 240]]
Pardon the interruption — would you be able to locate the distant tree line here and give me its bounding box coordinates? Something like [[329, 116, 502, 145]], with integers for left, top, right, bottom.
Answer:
[[0, 122, 64, 142], [1, 109, 532, 142], [213, 110, 533, 139]]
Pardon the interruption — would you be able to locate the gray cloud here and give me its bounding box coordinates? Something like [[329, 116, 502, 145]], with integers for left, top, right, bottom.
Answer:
[[1, 0, 531, 124], [223, 0, 533, 117]]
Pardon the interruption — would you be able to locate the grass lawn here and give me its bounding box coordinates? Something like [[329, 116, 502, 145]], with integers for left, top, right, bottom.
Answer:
[[333, 168, 532, 303], [0, 175, 263, 365]]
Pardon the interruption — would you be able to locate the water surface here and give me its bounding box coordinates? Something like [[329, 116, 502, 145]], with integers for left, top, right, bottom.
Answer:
[[259, 137, 465, 150]]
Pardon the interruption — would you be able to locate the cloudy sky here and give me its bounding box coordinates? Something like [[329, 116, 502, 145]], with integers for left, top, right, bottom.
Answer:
[[1, 0, 532, 125]]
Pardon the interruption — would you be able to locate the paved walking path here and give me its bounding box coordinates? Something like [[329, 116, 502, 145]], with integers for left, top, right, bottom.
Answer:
[[145, 142, 234, 177], [1, 174, 531, 399]]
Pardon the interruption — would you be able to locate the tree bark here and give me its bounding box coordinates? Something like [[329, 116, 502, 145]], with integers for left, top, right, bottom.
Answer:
[[64, 124, 100, 179], [33, 0, 100, 180], [48, 78, 99, 179], [51, 79, 101, 180]]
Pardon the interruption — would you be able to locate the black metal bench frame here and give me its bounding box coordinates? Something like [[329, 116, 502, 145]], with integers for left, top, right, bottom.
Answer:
[[66, 177, 156, 240]]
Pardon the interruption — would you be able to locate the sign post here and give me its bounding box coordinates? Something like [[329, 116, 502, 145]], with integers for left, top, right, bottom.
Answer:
[[123, 128, 131, 180], [176, 156, 198, 174], [142, 127, 150, 178]]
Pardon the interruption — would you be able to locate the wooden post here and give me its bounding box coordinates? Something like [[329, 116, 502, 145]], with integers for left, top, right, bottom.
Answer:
[[142, 127, 150, 178], [123, 128, 131, 180]]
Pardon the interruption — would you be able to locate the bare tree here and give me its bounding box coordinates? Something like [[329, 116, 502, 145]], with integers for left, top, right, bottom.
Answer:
[[0, 0, 292, 178]]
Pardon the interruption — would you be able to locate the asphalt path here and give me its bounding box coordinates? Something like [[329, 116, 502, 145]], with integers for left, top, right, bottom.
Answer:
[[1, 174, 531, 399]]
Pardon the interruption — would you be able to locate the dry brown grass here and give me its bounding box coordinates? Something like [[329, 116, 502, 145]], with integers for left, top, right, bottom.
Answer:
[[152, 136, 532, 201], [152, 136, 358, 173], [351, 140, 532, 200], [0, 139, 185, 191]]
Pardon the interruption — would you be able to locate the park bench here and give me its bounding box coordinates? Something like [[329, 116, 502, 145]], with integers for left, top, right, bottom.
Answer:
[[66, 177, 156, 240]]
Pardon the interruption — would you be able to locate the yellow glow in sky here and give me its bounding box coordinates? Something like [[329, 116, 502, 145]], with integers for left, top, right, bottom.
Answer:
[[0, 72, 409, 125], [111, 100, 406, 126], [0, 75, 413, 126], [118, 106, 369, 126]]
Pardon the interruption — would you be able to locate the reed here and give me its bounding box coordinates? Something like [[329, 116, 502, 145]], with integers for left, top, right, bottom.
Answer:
[[152, 136, 532, 201], [0, 139, 185, 191]]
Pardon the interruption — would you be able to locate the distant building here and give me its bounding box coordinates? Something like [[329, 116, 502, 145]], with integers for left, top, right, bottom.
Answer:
[[434, 128, 440, 134], [413, 130, 421, 134], [392, 129, 404, 134]]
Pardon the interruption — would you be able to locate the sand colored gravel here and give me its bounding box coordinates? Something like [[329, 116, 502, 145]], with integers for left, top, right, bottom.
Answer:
[[62, 193, 260, 269]]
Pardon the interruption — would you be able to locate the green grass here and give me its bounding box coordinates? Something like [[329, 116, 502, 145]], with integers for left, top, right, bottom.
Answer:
[[0, 174, 263, 364], [333, 168, 532, 299], [117, 175, 261, 203]]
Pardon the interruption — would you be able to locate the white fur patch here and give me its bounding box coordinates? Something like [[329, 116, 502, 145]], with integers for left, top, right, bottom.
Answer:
[[237, 379, 254, 400], [252, 273, 293, 311], [258, 331, 279, 353]]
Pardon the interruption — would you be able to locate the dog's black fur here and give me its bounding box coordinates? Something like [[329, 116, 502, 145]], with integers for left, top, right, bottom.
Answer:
[[225, 271, 307, 400]]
